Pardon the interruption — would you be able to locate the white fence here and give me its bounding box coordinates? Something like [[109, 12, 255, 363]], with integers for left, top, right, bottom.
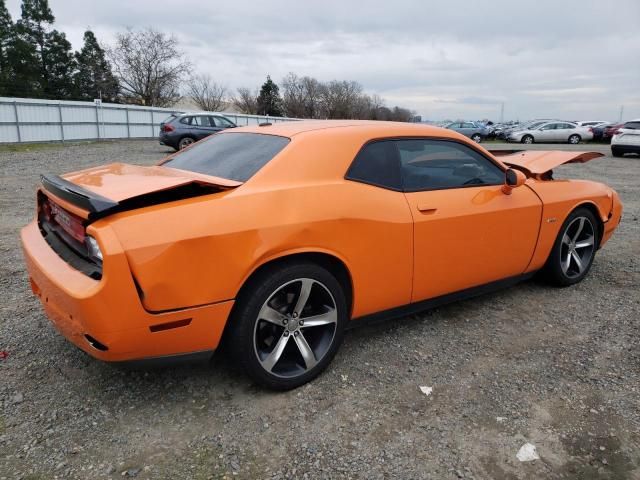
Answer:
[[0, 97, 301, 144]]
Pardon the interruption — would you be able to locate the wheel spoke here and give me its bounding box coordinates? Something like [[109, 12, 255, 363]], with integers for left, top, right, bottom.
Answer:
[[301, 309, 337, 328], [571, 251, 584, 273], [293, 279, 313, 316], [293, 332, 317, 370], [572, 218, 585, 242], [562, 234, 571, 246], [261, 333, 289, 372], [562, 251, 571, 273], [258, 304, 286, 326], [575, 235, 594, 249]]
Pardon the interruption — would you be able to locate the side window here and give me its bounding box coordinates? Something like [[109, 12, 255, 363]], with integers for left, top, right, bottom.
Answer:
[[213, 116, 234, 128], [179, 116, 192, 125], [198, 116, 213, 127], [345, 141, 402, 190], [561, 123, 576, 129], [462, 122, 475, 128], [398, 139, 504, 192]]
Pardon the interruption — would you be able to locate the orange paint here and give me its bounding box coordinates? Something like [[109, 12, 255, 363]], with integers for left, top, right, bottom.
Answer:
[[21, 121, 622, 363]]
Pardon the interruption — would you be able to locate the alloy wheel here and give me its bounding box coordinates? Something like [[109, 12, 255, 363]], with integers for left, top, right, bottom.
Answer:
[[560, 216, 595, 278], [253, 278, 338, 378], [179, 138, 194, 149]]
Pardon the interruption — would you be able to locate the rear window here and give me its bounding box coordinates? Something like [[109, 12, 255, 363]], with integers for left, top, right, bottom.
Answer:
[[163, 132, 290, 182], [623, 122, 640, 130], [162, 114, 178, 123]]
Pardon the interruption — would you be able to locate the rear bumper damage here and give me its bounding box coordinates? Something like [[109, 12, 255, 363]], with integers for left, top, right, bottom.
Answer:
[[21, 220, 233, 362]]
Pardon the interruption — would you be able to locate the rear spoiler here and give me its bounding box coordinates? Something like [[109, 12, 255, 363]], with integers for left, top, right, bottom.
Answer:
[[41, 175, 117, 215], [41, 175, 223, 221]]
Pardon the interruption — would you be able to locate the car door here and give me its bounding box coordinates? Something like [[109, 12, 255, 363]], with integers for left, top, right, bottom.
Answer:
[[460, 122, 476, 138], [557, 122, 577, 142], [536, 123, 557, 142], [398, 138, 542, 301]]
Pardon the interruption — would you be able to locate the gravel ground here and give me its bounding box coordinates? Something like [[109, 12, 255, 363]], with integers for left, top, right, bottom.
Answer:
[[0, 139, 638, 479]]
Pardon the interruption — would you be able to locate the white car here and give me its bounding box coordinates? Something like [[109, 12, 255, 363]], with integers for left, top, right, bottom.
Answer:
[[611, 120, 640, 157], [508, 121, 594, 144]]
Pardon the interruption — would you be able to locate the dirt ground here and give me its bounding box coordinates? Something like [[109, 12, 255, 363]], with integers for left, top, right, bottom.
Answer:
[[0, 139, 638, 479]]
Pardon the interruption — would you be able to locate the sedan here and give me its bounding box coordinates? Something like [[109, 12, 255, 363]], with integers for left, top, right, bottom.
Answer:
[[21, 121, 622, 389], [508, 121, 594, 144], [445, 121, 487, 143]]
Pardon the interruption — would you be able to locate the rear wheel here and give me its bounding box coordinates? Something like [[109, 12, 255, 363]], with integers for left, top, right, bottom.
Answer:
[[522, 135, 534, 144], [543, 208, 598, 286], [471, 133, 482, 143], [568, 134, 581, 144], [178, 136, 195, 150], [227, 262, 347, 390]]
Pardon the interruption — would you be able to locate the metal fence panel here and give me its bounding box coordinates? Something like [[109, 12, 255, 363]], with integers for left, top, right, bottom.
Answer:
[[0, 97, 301, 144]]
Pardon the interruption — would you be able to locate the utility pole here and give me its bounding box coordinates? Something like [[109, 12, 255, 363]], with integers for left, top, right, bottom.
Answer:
[[500, 102, 504, 123], [619, 105, 624, 123]]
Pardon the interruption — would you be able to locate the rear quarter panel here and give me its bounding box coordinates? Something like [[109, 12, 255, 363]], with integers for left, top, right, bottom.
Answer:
[[103, 129, 415, 317], [525, 179, 613, 272]]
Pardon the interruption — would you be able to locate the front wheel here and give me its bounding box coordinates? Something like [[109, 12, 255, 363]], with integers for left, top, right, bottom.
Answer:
[[227, 262, 347, 390], [568, 134, 581, 144], [542, 208, 599, 286]]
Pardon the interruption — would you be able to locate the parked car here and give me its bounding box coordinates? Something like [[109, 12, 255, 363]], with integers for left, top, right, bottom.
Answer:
[[159, 112, 237, 150], [508, 121, 593, 144], [603, 123, 625, 142], [611, 119, 640, 157], [21, 120, 622, 389], [445, 121, 488, 143], [576, 121, 610, 128]]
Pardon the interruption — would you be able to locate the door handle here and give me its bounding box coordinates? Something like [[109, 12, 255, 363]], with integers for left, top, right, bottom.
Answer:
[[417, 204, 437, 214]]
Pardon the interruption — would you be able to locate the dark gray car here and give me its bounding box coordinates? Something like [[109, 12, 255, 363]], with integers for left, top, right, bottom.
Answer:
[[159, 112, 237, 150], [445, 121, 488, 143]]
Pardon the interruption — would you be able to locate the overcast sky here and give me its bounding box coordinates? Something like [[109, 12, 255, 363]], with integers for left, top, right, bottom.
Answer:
[[7, 0, 640, 121]]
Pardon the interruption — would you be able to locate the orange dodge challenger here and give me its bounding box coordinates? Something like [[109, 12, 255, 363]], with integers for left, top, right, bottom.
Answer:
[[21, 121, 622, 389]]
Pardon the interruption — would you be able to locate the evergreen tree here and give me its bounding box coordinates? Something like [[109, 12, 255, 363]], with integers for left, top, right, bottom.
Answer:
[[11, 0, 75, 98], [256, 75, 283, 117], [0, 0, 13, 95], [44, 29, 75, 98], [74, 30, 118, 101]]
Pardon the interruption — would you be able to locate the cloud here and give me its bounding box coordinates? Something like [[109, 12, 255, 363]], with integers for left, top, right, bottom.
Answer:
[[5, 0, 640, 120]]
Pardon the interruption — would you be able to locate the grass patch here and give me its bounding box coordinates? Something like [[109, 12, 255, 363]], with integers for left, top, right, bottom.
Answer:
[[0, 140, 99, 153]]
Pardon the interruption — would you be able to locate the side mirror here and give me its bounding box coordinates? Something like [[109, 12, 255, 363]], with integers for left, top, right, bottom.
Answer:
[[502, 168, 527, 195]]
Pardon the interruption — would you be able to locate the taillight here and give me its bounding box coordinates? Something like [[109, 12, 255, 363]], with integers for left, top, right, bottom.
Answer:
[[588, 127, 593, 133], [161, 124, 175, 133]]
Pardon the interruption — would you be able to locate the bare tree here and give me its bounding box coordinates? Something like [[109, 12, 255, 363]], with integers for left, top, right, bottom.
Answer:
[[108, 28, 190, 107], [231, 87, 258, 114], [187, 74, 227, 111], [281, 72, 306, 118]]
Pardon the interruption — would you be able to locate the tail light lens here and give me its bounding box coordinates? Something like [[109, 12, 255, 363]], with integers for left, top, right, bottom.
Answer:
[[85, 236, 103, 263], [161, 124, 175, 133], [588, 127, 593, 133]]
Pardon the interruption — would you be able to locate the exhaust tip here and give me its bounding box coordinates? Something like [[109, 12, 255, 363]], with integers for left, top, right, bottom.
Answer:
[[84, 334, 108, 351]]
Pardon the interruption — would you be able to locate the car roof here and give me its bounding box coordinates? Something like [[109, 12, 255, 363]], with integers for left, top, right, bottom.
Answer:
[[227, 120, 459, 139]]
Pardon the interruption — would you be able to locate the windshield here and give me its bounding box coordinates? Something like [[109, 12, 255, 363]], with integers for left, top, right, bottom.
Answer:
[[163, 132, 290, 182]]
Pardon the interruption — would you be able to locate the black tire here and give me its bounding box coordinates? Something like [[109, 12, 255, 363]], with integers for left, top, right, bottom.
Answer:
[[542, 207, 599, 287], [568, 134, 581, 144], [521, 135, 534, 144], [226, 262, 347, 390], [611, 147, 623, 158], [471, 133, 482, 143], [178, 136, 195, 150]]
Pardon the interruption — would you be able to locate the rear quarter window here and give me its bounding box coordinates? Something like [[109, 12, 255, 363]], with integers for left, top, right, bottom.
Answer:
[[163, 132, 290, 182], [623, 122, 640, 130]]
